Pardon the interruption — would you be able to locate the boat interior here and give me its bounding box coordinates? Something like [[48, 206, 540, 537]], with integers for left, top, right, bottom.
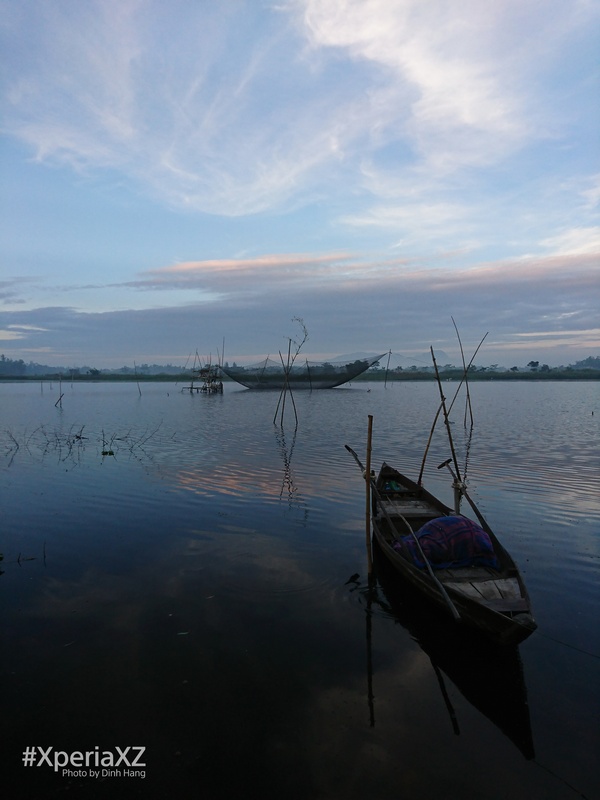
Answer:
[[375, 475, 528, 611]]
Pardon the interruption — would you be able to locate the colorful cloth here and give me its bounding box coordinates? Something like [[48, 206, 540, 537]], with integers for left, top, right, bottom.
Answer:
[[394, 515, 499, 570]]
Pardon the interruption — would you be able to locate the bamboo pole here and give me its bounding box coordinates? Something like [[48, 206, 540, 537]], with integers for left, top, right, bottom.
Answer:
[[274, 345, 290, 424], [134, 361, 142, 396], [306, 358, 313, 391], [365, 414, 374, 574], [55, 374, 64, 407], [431, 348, 461, 478], [417, 403, 443, 486], [366, 584, 375, 727], [418, 332, 487, 484], [274, 341, 299, 425], [451, 316, 473, 427]]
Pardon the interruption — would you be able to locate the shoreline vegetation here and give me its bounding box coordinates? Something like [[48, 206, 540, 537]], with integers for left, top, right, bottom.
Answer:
[[1, 353, 599, 382], [0, 369, 598, 383]]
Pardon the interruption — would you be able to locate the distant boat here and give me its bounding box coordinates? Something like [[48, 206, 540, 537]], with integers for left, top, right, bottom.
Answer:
[[220, 353, 387, 390]]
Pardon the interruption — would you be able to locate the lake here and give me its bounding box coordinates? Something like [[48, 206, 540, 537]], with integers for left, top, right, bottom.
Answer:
[[1, 379, 598, 799]]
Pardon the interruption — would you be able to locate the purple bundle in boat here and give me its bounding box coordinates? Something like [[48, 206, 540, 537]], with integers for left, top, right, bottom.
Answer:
[[394, 515, 499, 570]]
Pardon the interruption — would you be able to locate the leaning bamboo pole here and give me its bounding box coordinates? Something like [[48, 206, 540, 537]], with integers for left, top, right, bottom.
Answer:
[[365, 414, 374, 574]]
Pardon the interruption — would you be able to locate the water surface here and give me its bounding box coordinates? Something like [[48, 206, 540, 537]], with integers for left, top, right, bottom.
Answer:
[[1, 380, 598, 799]]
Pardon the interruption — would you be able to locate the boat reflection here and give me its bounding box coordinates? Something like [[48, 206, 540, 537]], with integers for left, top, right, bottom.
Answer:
[[355, 542, 535, 760]]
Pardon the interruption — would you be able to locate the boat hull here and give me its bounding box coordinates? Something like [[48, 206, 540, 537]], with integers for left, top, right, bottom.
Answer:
[[221, 353, 387, 390], [372, 464, 537, 646]]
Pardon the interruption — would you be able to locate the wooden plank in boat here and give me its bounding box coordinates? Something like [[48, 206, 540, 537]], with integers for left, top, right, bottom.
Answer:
[[478, 597, 530, 612], [445, 578, 522, 602], [487, 578, 523, 598], [382, 499, 441, 517], [439, 566, 499, 580]]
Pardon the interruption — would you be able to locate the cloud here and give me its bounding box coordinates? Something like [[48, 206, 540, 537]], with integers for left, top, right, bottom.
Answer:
[[130, 252, 367, 294], [2, 1, 367, 215], [123, 249, 599, 303], [2, 245, 596, 367], [580, 174, 600, 210], [0, 323, 50, 341], [541, 226, 600, 255], [0, 277, 40, 306], [1, 2, 597, 369], [339, 202, 473, 248], [2, 0, 596, 218], [0, 330, 22, 341], [300, 0, 574, 171]]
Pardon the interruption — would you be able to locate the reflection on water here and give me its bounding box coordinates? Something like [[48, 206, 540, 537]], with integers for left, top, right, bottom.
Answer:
[[274, 423, 299, 501], [353, 543, 536, 760], [1, 379, 599, 799]]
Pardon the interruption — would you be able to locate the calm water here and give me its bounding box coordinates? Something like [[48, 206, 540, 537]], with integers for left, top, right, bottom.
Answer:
[[1, 379, 598, 800]]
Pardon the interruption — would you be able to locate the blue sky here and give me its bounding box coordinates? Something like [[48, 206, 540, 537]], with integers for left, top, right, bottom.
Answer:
[[1, 0, 599, 369]]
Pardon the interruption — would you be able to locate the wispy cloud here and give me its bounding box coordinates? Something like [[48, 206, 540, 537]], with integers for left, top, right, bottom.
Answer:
[[541, 226, 600, 255], [126, 249, 598, 298], [339, 202, 473, 249], [132, 252, 366, 293], [3, 1, 362, 214], [302, 0, 530, 170], [0, 323, 49, 341], [0, 277, 40, 306], [3, 0, 596, 218]]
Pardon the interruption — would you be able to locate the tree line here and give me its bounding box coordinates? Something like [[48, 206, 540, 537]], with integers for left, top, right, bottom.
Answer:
[[1, 353, 599, 380]]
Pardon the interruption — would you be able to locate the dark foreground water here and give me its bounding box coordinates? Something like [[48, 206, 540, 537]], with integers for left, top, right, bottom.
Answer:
[[1, 379, 598, 800]]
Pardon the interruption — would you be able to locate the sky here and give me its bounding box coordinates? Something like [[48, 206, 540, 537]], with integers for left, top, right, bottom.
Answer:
[[1, 0, 599, 369]]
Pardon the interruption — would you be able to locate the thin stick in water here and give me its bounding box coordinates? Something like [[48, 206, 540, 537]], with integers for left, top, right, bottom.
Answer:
[[365, 414, 374, 575], [134, 361, 142, 396]]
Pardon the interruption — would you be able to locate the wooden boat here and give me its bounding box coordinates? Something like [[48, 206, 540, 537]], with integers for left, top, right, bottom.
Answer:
[[368, 461, 537, 646]]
